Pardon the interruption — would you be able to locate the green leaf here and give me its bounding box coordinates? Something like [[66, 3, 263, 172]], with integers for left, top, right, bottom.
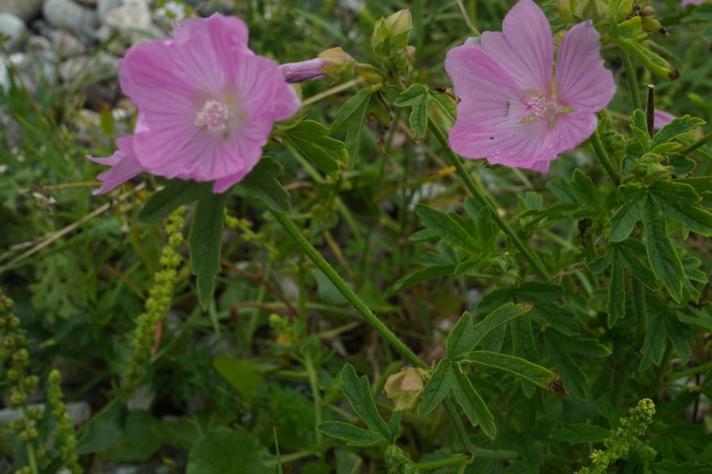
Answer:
[[614, 239, 658, 289], [510, 318, 540, 397], [417, 359, 455, 416], [467, 351, 557, 389], [651, 115, 705, 149], [331, 88, 373, 163], [285, 120, 346, 175], [446, 312, 477, 360], [650, 181, 712, 236], [212, 356, 264, 403], [340, 364, 392, 441], [318, 422, 386, 447], [387, 265, 455, 296], [470, 303, 531, 349], [187, 428, 268, 474], [642, 196, 685, 302], [544, 334, 587, 399], [640, 294, 669, 370], [415, 204, 479, 254], [237, 156, 290, 212], [393, 84, 430, 139], [189, 192, 229, 309], [550, 424, 610, 444], [451, 363, 496, 439], [630, 109, 651, 149], [609, 188, 646, 242], [607, 258, 626, 328], [139, 180, 210, 224]]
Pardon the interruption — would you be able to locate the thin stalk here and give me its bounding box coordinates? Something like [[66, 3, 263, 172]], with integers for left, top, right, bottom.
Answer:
[[428, 121, 551, 280], [414, 453, 468, 470], [304, 353, 323, 447], [620, 49, 641, 110], [270, 209, 476, 451], [680, 130, 712, 155], [590, 130, 620, 185], [270, 210, 425, 368]]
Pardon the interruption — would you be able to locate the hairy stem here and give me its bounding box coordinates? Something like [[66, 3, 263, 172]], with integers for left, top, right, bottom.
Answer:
[[270, 209, 480, 450], [590, 130, 620, 185], [620, 49, 641, 110], [428, 121, 551, 280], [270, 210, 425, 368]]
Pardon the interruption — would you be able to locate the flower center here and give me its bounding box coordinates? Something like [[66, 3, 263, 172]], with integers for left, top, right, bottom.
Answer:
[[518, 92, 562, 128], [195, 100, 230, 133]]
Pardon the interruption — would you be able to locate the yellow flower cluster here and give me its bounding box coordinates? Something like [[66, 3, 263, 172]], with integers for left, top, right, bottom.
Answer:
[[122, 209, 185, 389]]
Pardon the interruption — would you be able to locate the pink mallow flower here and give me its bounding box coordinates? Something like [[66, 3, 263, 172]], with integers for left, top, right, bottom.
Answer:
[[445, 0, 615, 172], [89, 14, 302, 195], [682, 0, 703, 6]]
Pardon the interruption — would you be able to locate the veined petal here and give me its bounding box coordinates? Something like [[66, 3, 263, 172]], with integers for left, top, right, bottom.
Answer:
[[235, 53, 300, 123], [544, 111, 598, 157], [445, 44, 521, 127], [450, 118, 554, 171], [88, 136, 144, 195], [556, 21, 615, 112], [480, 0, 553, 92]]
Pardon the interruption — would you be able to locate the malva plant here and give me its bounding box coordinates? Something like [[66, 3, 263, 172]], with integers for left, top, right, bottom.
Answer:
[[1, 0, 711, 472]]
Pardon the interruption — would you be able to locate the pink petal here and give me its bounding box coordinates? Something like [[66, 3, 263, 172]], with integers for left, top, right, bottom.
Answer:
[[280, 58, 327, 83], [236, 54, 301, 123], [479, 0, 553, 92], [556, 21, 615, 113], [544, 111, 598, 157], [653, 109, 676, 130], [449, 118, 554, 171], [445, 44, 521, 127], [88, 136, 144, 195]]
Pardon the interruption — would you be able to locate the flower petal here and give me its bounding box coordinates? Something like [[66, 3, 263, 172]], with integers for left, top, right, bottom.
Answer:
[[88, 136, 144, 195], [653, 109, 676, 131], [445, 44, 521, 128], [480, 0, 553, 92], [450, 118, 553, 171], [544, 111, 598, 157], [556, 21, 615, 112]]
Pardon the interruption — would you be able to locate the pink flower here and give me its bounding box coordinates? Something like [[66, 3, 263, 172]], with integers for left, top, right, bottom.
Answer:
[[280, 58, 327, 83], [653, 109, 676, 131], [682, 0, 703, 6], [445, 0, 615, 172], [88, 14, 300, 195]]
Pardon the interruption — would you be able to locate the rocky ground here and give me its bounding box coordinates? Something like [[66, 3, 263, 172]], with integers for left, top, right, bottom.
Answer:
[[0, 1, 202, 135]]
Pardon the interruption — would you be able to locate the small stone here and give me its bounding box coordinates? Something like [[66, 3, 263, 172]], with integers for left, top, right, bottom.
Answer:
[[26, 35, 52, 52], [50, 30, 85, 57], [0, 0, 43, 22], [97, 0, 123, 21], [0, 13, 25, 50], [103, 0, 151, 32], [42, 0, 97, 34], [58, 52, 117, 82]]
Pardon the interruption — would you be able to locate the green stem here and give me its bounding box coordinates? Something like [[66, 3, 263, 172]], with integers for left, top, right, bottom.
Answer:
[[428, 121, 551, 280], [680, 130, 712, 155], [671, 361, 712, 379], [620, 49, 641, 111], [304, 352, 323, 447], [590, 130, 620, 185], [414, 453, 468, 470], [271, 210, 476, 451], [270, 210, 425, 369]]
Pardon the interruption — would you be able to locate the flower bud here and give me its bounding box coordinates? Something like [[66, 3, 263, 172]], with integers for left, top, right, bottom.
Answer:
[[384, 367, 425, 411]]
